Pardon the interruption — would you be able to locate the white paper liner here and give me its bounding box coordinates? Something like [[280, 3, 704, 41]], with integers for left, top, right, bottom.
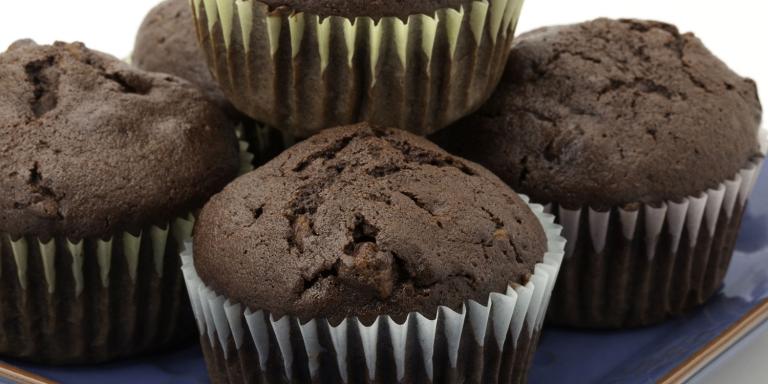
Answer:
[[546, 130, 767, 327], [546, 158, 765, 261], [181, 196, 565, 382], [191, 0, 524, 136]]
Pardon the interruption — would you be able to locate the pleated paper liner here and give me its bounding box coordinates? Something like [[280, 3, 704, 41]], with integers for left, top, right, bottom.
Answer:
[[235, 120, 296, 169], [181, 197, 565, 384], [547, 150, 766, 328], [0, 133, 254, 364], [191, 0, 524, 137], [0, 214, 196, 364]]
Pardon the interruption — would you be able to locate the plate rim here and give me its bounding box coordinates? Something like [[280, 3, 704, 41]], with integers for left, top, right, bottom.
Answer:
[[0, 361, 56, 384], [660, 298, 768, 383], [7, 300, 768, 384]]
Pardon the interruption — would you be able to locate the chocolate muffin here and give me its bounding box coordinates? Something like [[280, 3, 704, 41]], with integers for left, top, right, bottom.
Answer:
[[132, 0, 286, 165], [183, 124, 566, 383], [0, 40, 240, 363], [433, 19, 766, 328], [191, 0, 525, 137]]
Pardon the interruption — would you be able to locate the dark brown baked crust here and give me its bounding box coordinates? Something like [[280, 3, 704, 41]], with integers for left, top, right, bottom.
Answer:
[[194, 124, 546, 323], [258, 0, 466, 18], [133, 0, 289, 167], [433, 18, 763, 208], [0, 41, 240, 239], [133, 0, 231, 113]]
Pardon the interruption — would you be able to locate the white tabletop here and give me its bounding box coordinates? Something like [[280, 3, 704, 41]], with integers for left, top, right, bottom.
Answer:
[[0, 0, 765, 97]]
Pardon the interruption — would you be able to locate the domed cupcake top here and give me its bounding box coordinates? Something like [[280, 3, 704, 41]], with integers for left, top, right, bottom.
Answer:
[[0, 41, 240, 239], [194, 124, 547, 323], [133, 0, 232, 112], [258, 0, 466, 19], [434, 18, 763, 208]]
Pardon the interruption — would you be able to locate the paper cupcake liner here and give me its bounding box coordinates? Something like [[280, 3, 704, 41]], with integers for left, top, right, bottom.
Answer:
[[191, 0, 524, 137], [235, 120, 294, 169], [546, 154, 766, 328], [0, 128, 254, 364], [0, 214, 196, 364], [181, 197, 565, 383]]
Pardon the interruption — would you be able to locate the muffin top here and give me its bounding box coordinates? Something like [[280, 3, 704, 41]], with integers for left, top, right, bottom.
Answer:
[[194, 124, 547, 323], [133, 0, 232, 113], [433, 18, 763, 209], [0, 41, 240, 239], [258, 0, 465, 19]]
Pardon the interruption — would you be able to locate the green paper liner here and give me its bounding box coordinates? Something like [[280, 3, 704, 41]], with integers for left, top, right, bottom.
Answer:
[[191, 0, 524, 138], [235, 120, 294, 168], [0, 215, 196, 364], [0, 119, 255, 363]]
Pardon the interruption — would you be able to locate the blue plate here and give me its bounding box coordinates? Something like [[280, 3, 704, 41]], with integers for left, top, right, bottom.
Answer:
[[5, 169, 768, 384]]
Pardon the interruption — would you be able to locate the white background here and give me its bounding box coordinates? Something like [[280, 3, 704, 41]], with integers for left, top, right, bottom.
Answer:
[[0, 0, 765, 98], [0, 1, 766, 382]]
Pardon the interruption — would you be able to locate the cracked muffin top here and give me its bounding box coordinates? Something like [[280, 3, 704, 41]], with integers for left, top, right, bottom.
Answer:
[[194, 124, 547, 323], [133, 0, 232, 114], [257, 0, 465, 19], [433, 18, 763, 209], [0, 40, 240, 239]]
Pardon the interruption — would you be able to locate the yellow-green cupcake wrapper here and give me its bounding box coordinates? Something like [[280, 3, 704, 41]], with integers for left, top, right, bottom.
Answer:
[[235, 120, 294, 169], [191, 0, 524, 137], [0, 214, 196, 364], [0, 121, 255, 363], [2, 215, 194, 294]]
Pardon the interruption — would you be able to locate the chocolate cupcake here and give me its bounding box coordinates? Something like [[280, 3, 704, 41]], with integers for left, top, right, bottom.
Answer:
[[433, 19, 766, 328], [181, 124, 566, 383], [191, 0, 525, 137], [132, 0, 287, 166], [0, 40, 240, 363]]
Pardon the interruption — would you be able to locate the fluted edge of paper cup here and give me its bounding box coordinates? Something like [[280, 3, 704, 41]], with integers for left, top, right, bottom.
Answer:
[[190, 0, 524, 137], [181, 196, 564, 383], [547, 130, 767, 328], [0, 213, 196, 364], [235, 120, 295, 170]]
